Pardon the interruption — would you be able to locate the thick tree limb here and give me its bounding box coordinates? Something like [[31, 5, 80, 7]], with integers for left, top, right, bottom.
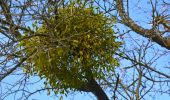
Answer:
[[79, 78, 109, 100], [116, 0, 170, 50]]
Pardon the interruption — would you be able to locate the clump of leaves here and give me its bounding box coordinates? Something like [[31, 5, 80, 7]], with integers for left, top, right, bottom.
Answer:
[[21, 3, 121, 95]]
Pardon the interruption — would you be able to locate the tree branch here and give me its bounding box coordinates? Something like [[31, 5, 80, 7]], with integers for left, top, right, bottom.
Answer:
[[0, 50, 36, 82], [116, 0, 170, 50], [78, 78, 109, 100]]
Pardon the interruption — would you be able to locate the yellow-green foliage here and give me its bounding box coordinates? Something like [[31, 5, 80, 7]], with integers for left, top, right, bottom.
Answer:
[[21, 4, 121, 94]]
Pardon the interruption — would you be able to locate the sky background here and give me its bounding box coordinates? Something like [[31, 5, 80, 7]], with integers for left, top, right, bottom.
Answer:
[[1, 0, 170, 100]]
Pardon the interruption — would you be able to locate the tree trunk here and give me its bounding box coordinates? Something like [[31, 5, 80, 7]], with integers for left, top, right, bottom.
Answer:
[[79, 78, 109, 100], [88, 79, 109, 100]]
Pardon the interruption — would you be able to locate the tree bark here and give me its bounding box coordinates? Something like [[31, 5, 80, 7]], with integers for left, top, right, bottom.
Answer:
[[88, 79, 109, 100], [79, 78, 109, 100], [116, 0, 170, 50]]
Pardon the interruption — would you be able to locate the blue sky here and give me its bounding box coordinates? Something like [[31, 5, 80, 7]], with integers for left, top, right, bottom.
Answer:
[[1, 0, 170, 100]]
